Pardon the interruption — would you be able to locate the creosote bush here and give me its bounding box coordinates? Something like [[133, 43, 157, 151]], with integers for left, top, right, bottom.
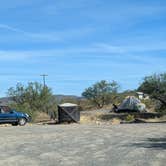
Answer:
[[125, 115, 135, 122], [7, 82, 57, 121]]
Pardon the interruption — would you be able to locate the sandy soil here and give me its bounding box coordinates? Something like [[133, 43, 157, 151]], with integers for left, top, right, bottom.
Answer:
[[0, 124, 165, 166]]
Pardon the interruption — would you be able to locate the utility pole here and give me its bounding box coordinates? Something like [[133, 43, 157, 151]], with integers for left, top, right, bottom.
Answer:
[[40, 74, 48, 87]]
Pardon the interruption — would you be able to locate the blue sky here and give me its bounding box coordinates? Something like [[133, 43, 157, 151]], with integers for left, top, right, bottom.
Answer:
[[0, 0, 166, 96]]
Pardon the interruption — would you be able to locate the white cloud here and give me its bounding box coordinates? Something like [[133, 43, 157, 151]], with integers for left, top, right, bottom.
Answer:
[[0, 24, 94, 43], [0, 24, 26, 33], [95, 42, 166, 53], [0, 42, 165, 63]]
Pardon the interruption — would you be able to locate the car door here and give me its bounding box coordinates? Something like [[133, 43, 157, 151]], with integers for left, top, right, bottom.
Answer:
[[0, 110, 4, 122], [0, 108, 17, 123]]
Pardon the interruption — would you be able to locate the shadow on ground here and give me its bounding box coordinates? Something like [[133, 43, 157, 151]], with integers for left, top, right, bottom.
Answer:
[[130, 137, 166, 150]]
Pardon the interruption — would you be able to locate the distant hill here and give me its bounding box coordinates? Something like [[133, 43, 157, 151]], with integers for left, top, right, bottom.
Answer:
[[55, 94, 82, 102], [0, 97, 13, 105], [0, 95, 83, 105]]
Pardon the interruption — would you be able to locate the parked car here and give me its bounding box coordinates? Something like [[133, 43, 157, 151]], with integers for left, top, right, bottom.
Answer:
[[0, 106, 31, 126]]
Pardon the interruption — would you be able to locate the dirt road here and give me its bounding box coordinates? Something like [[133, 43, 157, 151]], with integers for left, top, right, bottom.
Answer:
[[0, 124, 165, 166]]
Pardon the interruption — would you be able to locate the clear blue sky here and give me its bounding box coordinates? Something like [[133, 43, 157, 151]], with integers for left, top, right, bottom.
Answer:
[[0, 0, 166, 97]]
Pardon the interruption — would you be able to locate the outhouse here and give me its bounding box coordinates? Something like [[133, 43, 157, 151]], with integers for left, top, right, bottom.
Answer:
[[58, 103, 80, 123]]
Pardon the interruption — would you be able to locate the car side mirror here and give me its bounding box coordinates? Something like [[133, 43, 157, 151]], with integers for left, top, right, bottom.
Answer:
[[10, 111, 14, 114]]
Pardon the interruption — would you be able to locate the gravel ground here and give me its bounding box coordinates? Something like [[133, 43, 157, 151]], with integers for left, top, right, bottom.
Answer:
[[0, 124, 165, 166]]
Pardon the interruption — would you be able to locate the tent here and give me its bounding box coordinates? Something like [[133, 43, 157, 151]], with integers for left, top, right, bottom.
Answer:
[[58, 103, 80, 123], [114, 96, 146, 113]]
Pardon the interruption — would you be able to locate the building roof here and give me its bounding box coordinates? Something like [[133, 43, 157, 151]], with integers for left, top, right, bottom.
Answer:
[[136, 92, 144, 95], [58, 103, 78, 107]]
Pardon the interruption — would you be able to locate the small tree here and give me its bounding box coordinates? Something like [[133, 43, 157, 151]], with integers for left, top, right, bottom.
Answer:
[[138, 73, 166, 110], [82, 80, 119, 108], [7, 82, 57, 120]]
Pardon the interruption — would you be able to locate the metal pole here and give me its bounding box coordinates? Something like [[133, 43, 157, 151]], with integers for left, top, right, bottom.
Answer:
[[40, 74, 48, 87]]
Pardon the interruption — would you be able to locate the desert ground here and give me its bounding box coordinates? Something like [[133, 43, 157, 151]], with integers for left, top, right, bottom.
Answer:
[[0, 124, 165, 166]]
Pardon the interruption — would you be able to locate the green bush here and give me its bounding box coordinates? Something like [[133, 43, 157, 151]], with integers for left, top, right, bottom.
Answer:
[[7, 82, 57, 122], [138, 73, 166, 111], [82, 80, 119, 108], [125, 115, 135, 122], [9, 103, 37, 122]]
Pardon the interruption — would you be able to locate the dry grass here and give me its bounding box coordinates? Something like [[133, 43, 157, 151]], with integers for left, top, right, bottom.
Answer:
[[80, 112, 121, 125], [0, 124, 11, 127], [34, 112, 50, 123], [80, 113, 101, 124], [80, 109, 166, 125]]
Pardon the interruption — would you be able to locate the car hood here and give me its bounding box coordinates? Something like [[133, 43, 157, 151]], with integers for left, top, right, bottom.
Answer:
[[12, 110, 29, 117]]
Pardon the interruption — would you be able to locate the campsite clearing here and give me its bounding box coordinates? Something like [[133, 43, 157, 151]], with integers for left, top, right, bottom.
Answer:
[[0, 124, 165, 166]]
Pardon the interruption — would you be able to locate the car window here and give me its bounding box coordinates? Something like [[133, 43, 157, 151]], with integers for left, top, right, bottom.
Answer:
[[0, 106, 11, 114], [0, 108, 5, 114]]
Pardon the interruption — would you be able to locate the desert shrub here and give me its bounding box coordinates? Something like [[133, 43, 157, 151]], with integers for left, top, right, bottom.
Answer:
[[82, 80, 119, 108], [125, 114, 135, 122], [9, 102, 37, 122], [138, 73, 166, 112], [80, 99, 97, 110], [7, 82, 57, 121]]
